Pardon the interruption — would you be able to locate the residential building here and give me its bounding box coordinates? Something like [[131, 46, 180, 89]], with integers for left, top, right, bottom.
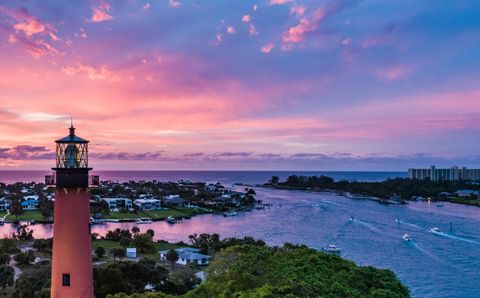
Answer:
[[456, 190, 480, 197], [159, 247, 211, 266], [126, 248, 137, 259], [134, 198, 161, 210], [163, 194, 184, 206], [408, 166, 480, 181], [0, 198, 10, 211], [21, 199, 39, 210], [101, 198, 133, 211]]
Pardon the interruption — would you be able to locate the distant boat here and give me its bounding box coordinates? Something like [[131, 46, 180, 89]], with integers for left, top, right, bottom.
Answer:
[[395, 218, 401, 223], [90, 217, 106, 225], [349, 217, 355, 222], [402, 234, 412, 242], [135, 218, 152, 224], [166, 216, 176, 224], [322, 244, 341, 255], [223, 211, 238, 217], [429, 227, 440, 234]]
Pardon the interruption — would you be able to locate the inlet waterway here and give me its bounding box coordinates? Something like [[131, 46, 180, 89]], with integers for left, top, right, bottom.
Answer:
[[0, 171, 478, 297]]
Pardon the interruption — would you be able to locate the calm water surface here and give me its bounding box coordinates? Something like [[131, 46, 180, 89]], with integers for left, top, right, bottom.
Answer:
[[1, 171, 478, 297]]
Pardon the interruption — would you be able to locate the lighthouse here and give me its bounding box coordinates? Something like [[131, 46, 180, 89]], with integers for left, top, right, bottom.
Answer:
[[46, 123, 98, 298]]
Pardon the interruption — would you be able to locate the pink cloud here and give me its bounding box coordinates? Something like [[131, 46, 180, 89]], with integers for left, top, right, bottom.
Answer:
[[249, 24, 259, 36], [90, 1, 113, 22], [226, 26, 236, 34], [261, 42, 275, 54], [142, 3, 151, 11], [169, 0, 181, 8], [62, 63, 121, 81], [282, 7, 327, 44], [290, 4, 306, 16], [242, 15, 251, 22], [376, 65, 413, 81], [269, 0, 293, 5]]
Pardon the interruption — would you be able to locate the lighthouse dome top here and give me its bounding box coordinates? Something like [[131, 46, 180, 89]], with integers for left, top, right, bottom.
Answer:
[[55, 125, 89, 143]]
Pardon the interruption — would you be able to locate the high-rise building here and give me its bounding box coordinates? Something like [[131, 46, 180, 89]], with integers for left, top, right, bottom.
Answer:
[[46, 124, 99, 298], [408, 165, 480, 181]]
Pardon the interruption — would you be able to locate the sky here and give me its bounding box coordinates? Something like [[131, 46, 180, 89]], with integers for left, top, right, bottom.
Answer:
[[0, 0, 479, 170]]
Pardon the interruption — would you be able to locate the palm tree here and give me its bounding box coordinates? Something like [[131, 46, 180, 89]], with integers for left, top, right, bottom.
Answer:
[[166, 249, 179, 270]]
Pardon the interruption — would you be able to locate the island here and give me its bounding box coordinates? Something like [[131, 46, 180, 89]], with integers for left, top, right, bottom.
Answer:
[[265, 175, 480, 207], [0, 180, 259, 223]]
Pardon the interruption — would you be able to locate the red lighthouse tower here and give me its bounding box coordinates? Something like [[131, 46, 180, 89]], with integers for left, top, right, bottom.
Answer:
[[46, 124, 98, 298]]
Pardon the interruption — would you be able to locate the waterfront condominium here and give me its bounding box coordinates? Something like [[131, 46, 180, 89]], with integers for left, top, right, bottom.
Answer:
[[408, 166, 480, 181]]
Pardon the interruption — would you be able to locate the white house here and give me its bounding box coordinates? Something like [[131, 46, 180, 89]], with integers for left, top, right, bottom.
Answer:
[[101, 198, 133, 211], [134, 199, 161, 210], [0, 199, 10, 211], [159, 247, 211, 266]]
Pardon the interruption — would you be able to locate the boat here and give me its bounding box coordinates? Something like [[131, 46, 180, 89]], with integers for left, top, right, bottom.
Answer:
[[349, 217, 355, 222], [429, 227, 440, 234], [90, 217, 106, 225], [0, 218, 4, 225], [135, 218, 152, 224], [322, 244, 341, 255], [395, 218, 401, 223], [402, 234, 412, 241], [223, 211, 238, 217], [166, 216, 176, 224]]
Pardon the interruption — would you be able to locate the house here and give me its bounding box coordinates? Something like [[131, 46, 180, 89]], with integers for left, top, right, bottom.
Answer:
[[159, 247, 211, 266], [21, 199, 39, 210], [0, 199, 10, 211], [101, 198, 133, 211], [163, 194, 184, 206], [134, 198, 161, 210], [456, 190, 480, 197], [126, 248, 137, 259]]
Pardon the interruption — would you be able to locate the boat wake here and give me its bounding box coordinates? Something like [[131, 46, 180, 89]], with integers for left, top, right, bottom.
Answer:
[[395, 219, 423, 230], [431, 230, 480, 246]]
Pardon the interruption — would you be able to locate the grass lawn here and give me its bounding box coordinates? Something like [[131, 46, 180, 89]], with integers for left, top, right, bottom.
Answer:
[[105, 207, 209, 220], [6, 210, 44, 221], [92, 239, 181, 260]]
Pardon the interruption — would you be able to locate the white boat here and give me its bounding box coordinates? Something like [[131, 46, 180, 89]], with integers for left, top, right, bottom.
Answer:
[[402, 234, 412, 241], [166, 216, 176, 224], [135, 218, 152, 224], [90, 217, 105, 225], [322, 244, 341, 255], [223, 211, 238, 217], [395, 218, 401, 223], [429, 227, 440, 234], [349, 217, 355, 222]]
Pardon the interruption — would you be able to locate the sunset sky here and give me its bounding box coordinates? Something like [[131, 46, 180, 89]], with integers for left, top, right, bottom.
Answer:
[[0, 0, 479, 170]]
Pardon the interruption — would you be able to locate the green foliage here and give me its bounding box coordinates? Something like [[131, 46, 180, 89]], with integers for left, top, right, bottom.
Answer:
[[32, 239, 52, 252], [105, 228, 133, 241], [165, 249, 179, 270], [13, 265, 51, 298], [0, 253, 11, 265], [10, 200, 24, 220], [120, 237, 132, 248], [110, 248, 126, 261], [132, 226, 140, 235], [0, 238, 20, 254], [96, 246, 106, 258], [146, 229, 155, 238], [188, 233, 265, 255], [187, 244, 409, 298], [94, 259, 169, 298], [107, 293, 173, 298], [132, 233, 155, 253], [167, 268, 201, 295], [38, 198, 53, 219], [13, 225, 34, 241], [14, 250, 35, 265], [0, 265, 14, 289]]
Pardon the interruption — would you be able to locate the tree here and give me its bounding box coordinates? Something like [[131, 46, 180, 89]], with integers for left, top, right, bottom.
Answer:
[[10, 200, 24, 220], [131, 226, 140, 235], [119, 236, 132, 249], [105, 228, 132, 241], [0, 238, 19, 254], [268, 176, 279, 185], [110, 248, 126, 262], [165, 249, 179, 270], [168, 268, 200, 295], [95, 246, 106, 258], [0, 265, 14, 289], [0, 253, 11, 265], [13, 225, 34, 241], [146, 229, 155, 238], [132, 233, 155, 253], [13, 250, 35, 265], [33, 239, 53, 252], [13, 264, 50, 298], [38, 198, 54, 220]]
